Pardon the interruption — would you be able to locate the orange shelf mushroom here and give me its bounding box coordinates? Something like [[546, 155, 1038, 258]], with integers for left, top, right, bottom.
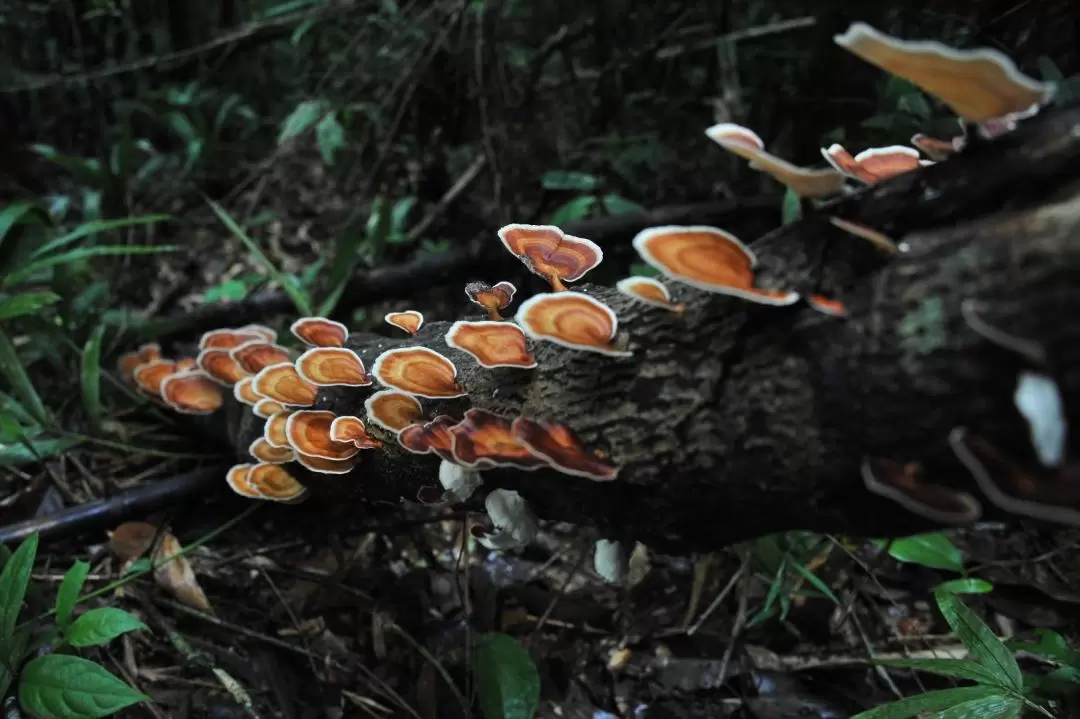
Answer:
[[834, 22, 1056, 131], [497, 224, 603, 292], [286, 410, 362, 461], [232, 376, 263, 406], [237, 324, 277, 342], [827, 217, 899, 255], [450, 409, 548, 470], [252, 363, 319, 407], [226, 464, 262, 499], [175, 357, 198, 371], [290, 317, 348, 348], [196, 348, 251, 386], [704, 123, 845, 199], [515, 292, 632, 357], [465, 281, 517, 320], [445, 321, 537, 369], [253, 398, 286, 419], [263, 410, 294, 448], [806, 295, 847, 318], [329, 416, 383, 449], [294, 452, 362, 475], [199, 328, 266, 350], [248, 437, 296, 464], [632, 226, 799, 305], [133, 359, 178, 400], [295, 347, 372, 387], [160, 370, 225, 415], [363, 390, 424, 432], [371, 347, 466, 398], [249, 463, 308, 502], [117, 344, 159, 382], [911, 131, 963, 162], [397, 415, 456, 461], [861, 456, 981, 524], [822, 144, 931, 184], [511, 417, 619, 481], [615, 276, 685, 313], [231, 340, 292, 374], [385, 311, 424, 336]]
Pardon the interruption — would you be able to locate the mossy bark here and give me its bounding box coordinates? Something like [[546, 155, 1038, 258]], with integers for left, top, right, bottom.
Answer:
[[233, 105, 1080, 553]]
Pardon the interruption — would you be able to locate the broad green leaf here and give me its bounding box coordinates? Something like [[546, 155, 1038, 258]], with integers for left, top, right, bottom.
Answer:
[[278, 100, 328, 145], [67, 607, 148, 647], [4, 244, 182, 288], [316, 112, 346, 166], [0, 291, 61, 321], [207, 199, 312, 315], [600, 193, 645, 216], [18, 654, 150, 718], [936, 578, 994, 595], [0, 331, 49, 426], [547, 195, 596, 225], [473, 633, 540, 719], [81, 325, 106, 426], [1007, 628, 1080, 667], [1, 627, 29, 700], [56, 560, 90, 632], [30, 215, 171, 259], [851, 685, 999, 719], [540, 170, 599, 192], [933, 694, 1022, 719], [876, 657, 1004, 686], [935, 590, 1022, 693], [0, 534, 38, 655], [881, 534, 964, 572], [203, 278, 249, 303], [781, 188, 802, 226]]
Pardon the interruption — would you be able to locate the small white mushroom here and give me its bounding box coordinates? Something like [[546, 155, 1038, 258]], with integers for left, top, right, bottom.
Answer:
[[476, 489, 538, 550], [593, 539, 628, 584], [438, 459, 483, 503], [1014, 372, 1067, 468]]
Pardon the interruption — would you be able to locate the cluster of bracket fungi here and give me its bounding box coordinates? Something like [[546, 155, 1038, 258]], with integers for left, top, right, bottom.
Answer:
[[118, 23, 1072, 577]]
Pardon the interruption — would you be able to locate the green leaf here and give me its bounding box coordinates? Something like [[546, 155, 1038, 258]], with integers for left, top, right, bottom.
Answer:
[[851, 685, 1000, 719], [0, 202, 42, 250], [203, 278, 250, 303], [316, 112, 346, 166], [935, 590, 1022, 693], [0, 331, 49, 426], [67, 607, 148, 648], [789, 559, 839, 605], [18, 654, 150, 718], [278, 100, 328, 145], [0, 437, 79, 467], [876, 657, 1004, 686], [30, 215, 171, 259], [55, 560, 90, 632], [600, 193, 645, 216], [81, 326, 106, 427], [932, 694, 1022, 719], [936, 578, 994, 595], [1007, 628, 1080, 667], [4, 245, 182, 288], [0, 292, 62, 321], [547, 195, 597, 225], [540, 170, 599, 192], [898, 92, 932, 119], [781, 187, 802, 226], [0, 534, 38, 655], [629, 263, 660, 278], [881, 534, 965, 572], [473, 633, 540, 719]]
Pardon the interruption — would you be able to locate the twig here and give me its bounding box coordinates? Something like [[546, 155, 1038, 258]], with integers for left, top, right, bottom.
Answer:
[[686, 551, 749, 636], [405, 155, 487, 243]]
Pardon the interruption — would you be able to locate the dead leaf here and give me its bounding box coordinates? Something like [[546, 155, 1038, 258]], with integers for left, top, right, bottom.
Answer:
[[108, 521, 160, 560], [152, 533, 214, 613]]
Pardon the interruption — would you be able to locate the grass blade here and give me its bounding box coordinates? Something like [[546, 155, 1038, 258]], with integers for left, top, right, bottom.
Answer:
[[30, 214, 171, 259], [0, 291, 62, 321], [0, 330, 49, 426], [81, 325, 106, 427], [4, 245, 182, 288]]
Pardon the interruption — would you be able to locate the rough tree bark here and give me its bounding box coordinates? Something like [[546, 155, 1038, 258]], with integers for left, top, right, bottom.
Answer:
[[229, 105, 1080, 554]]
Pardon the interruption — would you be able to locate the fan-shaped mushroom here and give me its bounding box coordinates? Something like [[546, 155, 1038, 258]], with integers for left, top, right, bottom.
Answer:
[[231, 340, 292, 374], [248, 437, 296, 464], [861, 456, 981, 524], [329, 415, 383, 449], [364, 390, 424, 433], [497, 224, 603, 291], [465, 281, 517, 320], [295, 347, 372, 387], [371, 347, 466, 398], [705, 123, 845, 198], [515, 292, 632, 357], [160, 370, 225, 415], [290, 317, 348, 348], [822, 144, 932, 184], [615, 276, 685, 313], [450, 408, 548, 470], [511, 417, 618, 480], [385, 311, 424, 336], [196, 348, 250, 386], [285, 410, 361, 461], [445, 321, 537, 369], [252, 363, 318, 407], [233, 376, 263, 406], [397, 415, 456, 461], [226, 464, 262, 499], [249, 464, 308, 502]]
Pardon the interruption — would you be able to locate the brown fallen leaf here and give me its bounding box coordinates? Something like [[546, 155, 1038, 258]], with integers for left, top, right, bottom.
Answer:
[[107, 521, 213, 613]]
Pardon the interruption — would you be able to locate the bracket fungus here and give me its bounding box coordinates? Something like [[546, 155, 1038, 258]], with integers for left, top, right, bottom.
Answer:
[[833, 22, 1055, 132], [397, 415, 456, 461], [252, 363, 319, 407], [911, 131, 964, 161], [704, 123, 845, 199], [248, 464, 308, 502], [295, 347, 372, 387], [950, 428, 1080, 526], [615, 276, 685, 313], [290, 316, 348, 348], [253, 398, 286, 419], [806, 295, 847, 318], [329, 415, 383, 450], [295, 451, 362, 475], [237, 324, 277, 342], [497, 224, 603, 292], [465, 281, 517, 320], [231, 341, 292, 374], [133, 359, 178, 400], [515, 292, 632, 357], [438, 459, 483, 503], [160, 370, 225, 415], [385, 311, 424, 336], [196, 348, 250, 386], [285, 410, 362, 461], [232, 376, 263, 407], [263, 410, 294, 448], [248, 437, 296, 464], [371, 347, 466, 398], [445, 321, 537, 369], [175, 357, 198, 371], [118, 343, 162, 382], [449, 409, 548, 470], [199, 328, 266, 350], [827, 216, 899, 255], [1013, 372, 1067, 468], [226, 464, 262, 499], [822, 144, 931, 184], [363, 390, 424, 433], [632, 226, 799, 305], [511, 417, 619, 480], [474, 489, 539, 551], [861, 457, 982, 524]]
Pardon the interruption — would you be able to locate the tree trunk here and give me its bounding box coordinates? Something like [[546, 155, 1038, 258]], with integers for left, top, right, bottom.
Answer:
[[229, 105, 1080, 554]]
